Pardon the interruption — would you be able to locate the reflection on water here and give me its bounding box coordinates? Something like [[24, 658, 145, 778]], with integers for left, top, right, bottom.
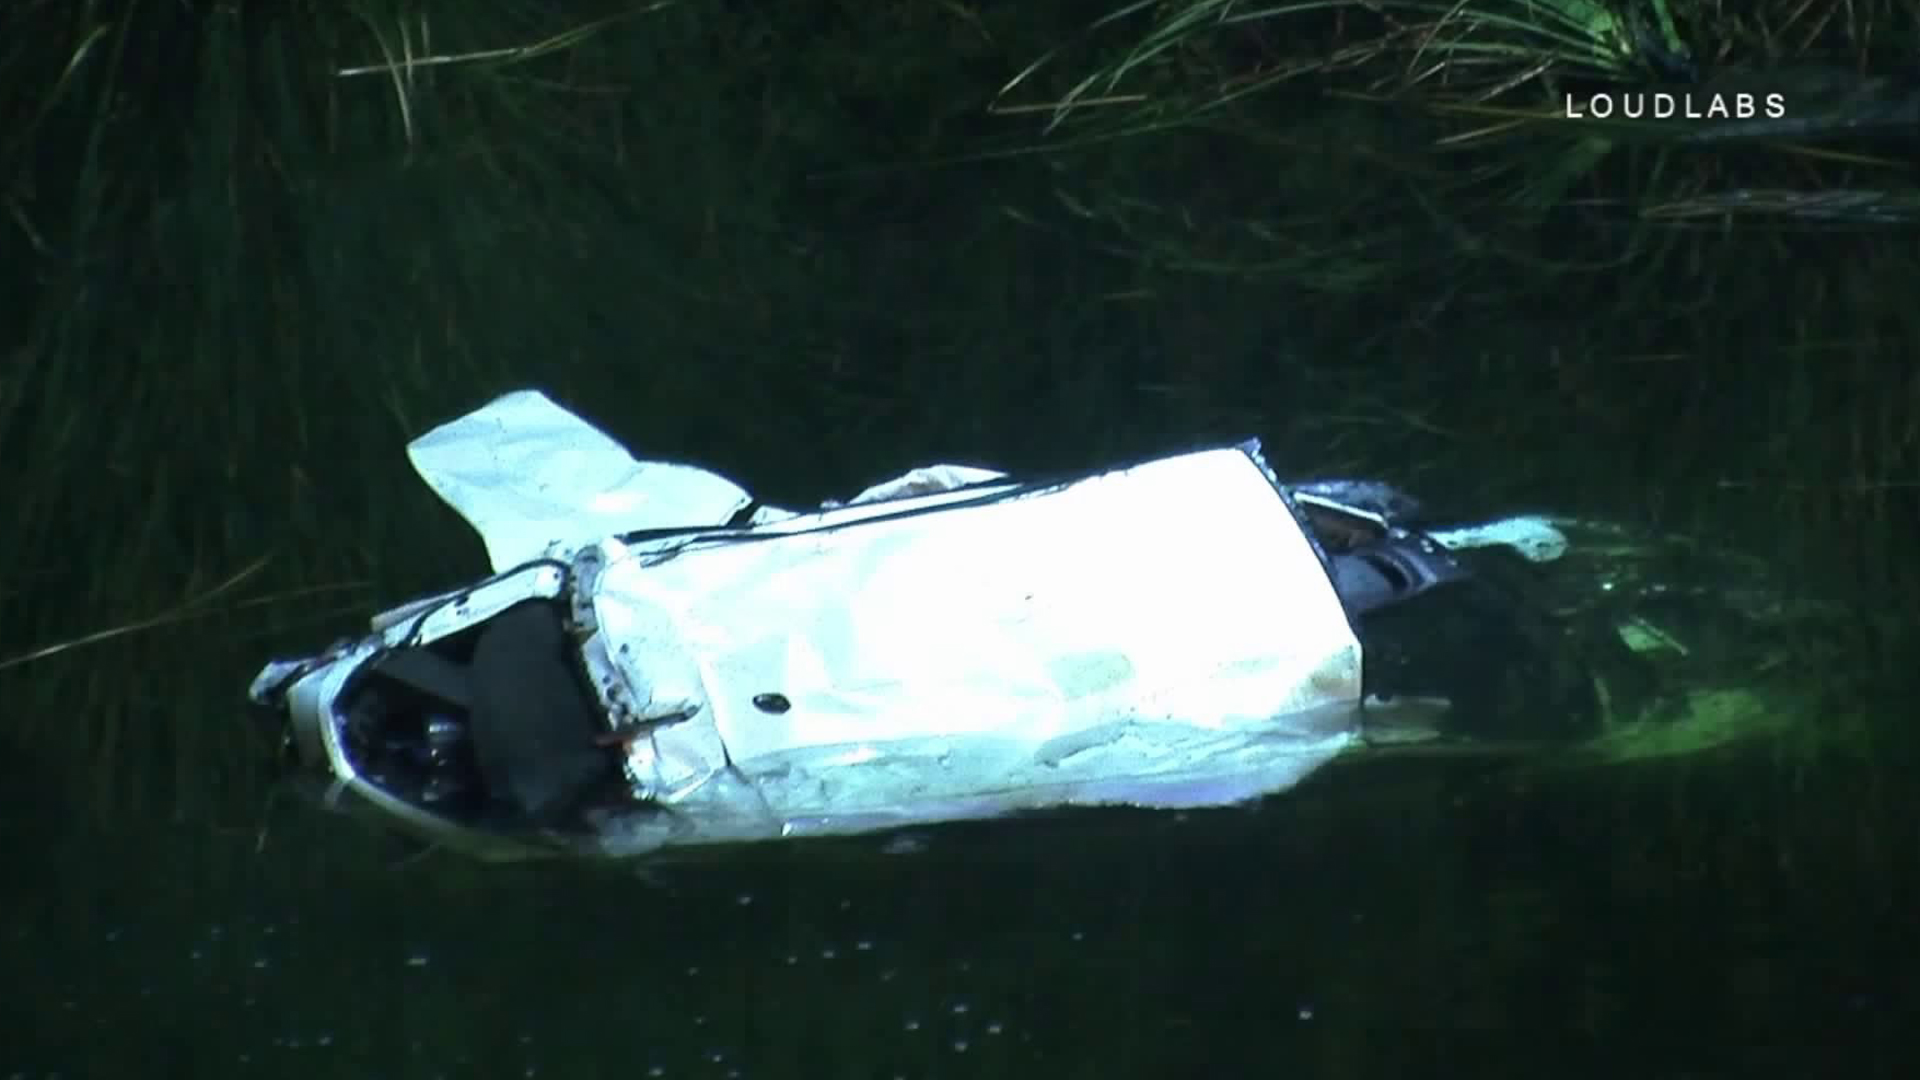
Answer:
[[5, 757, 1914, 1079]]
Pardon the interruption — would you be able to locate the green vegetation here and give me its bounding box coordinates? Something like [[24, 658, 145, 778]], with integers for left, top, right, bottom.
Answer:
[[2, 0, 1914, 834]]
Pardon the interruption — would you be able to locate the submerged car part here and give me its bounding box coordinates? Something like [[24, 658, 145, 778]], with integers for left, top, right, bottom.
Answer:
[[256, 392, 1428, 859], [250, 390, 1776, 862]]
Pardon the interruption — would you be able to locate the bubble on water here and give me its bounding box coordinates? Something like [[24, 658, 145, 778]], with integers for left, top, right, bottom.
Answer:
[[735, 893, 754, 906], [986, 1021, 1004, 1036], [405, 954, 429, 968], [951, 1039, 970, 1054], [903, 1019, 921, 1032], [819, 948, 837, 960], [950, 1002, 969, 1015], [855, 939, 874, 952]]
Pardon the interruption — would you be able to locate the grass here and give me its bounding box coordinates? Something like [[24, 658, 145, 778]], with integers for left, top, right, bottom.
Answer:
[[1, 0, 1915, 844]]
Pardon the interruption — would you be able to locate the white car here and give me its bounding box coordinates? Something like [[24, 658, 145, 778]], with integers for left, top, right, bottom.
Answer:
[[249, 390, 1805, 861]]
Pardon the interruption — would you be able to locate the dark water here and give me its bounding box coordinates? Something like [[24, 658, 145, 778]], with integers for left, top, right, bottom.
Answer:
[[8, 745, 1914, 1079]]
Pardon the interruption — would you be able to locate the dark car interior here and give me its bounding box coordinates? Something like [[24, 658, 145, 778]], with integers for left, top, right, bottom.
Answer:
[[333, 600, 622, 829]]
